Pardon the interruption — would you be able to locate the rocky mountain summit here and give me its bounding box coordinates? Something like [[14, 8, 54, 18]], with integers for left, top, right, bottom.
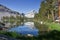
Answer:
[[0, 4, 20, 14]]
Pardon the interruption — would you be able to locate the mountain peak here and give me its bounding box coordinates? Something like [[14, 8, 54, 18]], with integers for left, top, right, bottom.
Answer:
[[0, 4, 4, 6], [0, 4, 20, 14], [0, 4, 10, 12]]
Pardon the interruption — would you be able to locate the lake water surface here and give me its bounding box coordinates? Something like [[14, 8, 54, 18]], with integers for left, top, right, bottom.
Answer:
[[9, 22, 39, 36]]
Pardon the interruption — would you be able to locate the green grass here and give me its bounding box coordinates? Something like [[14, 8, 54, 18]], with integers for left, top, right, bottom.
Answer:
[[45, 22, 60, 31]]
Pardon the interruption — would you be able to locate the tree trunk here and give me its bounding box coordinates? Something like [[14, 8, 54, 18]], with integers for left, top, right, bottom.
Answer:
[[48, 14, 49, 19], [58, 0, 60, 17], [51, 11, 54, 21], [58, 6, 60, 17], [58, 0, 60, 23], [47, 11, 50, 19]]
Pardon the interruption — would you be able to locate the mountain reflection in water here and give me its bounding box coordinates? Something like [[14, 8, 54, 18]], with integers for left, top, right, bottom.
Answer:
[[9, 22, 39, 36]]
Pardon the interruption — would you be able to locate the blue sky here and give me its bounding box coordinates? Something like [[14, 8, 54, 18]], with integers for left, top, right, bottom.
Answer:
[[0, 0, 41, 13]]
